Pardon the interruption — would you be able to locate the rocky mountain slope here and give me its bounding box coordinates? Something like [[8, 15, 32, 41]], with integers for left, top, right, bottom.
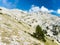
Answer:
[[0, 7, 60, 45]]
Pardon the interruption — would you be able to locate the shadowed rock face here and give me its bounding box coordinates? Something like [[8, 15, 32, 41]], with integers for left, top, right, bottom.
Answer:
[[0, 7, 59, 45]]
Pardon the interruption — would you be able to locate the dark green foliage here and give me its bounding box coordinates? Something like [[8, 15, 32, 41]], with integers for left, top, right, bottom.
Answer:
[[43, 30, 47, 34], [46, 26, 49, 29], [29, 24, 31, 27], [53, 31, 58, 35], [53, 25, 58, 30], [33, 25, 46, 42], [52, 40, 54, 42], [0, 9, 2, 10], [18, 21, 22, 24], [0, 12, 2, 14], [52, 25, 58, 35]]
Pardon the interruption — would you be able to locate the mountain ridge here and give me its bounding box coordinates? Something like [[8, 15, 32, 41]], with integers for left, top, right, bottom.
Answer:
[[0, 7, 60, 45]]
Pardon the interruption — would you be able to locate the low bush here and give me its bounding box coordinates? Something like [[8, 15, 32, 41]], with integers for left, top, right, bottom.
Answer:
[[33, 25, 46, 42]]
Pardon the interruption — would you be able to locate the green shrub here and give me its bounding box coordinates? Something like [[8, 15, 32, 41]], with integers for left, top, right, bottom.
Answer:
[[18, 21, 22, 24], [33, 25, 46, 42], [0, 12, 3, 14], [43, 30, 47, 34], [46, 26, 49, 29], [53, 31, 58, 35]]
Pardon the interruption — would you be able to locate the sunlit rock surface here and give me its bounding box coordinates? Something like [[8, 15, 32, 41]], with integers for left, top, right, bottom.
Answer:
[[0, 7, 60, 45]]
